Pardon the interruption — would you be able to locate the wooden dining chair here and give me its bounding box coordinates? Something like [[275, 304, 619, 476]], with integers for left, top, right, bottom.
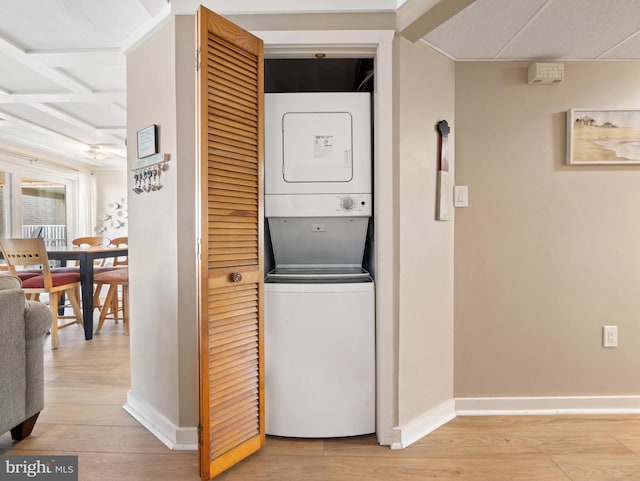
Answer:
[[0, 237, 83, 349], [72, 236, 111, 251], [94, 267, 129, 335], [70, 236, 111, 310], [109, 237, 128, 267], [94, 236, 128, 333]]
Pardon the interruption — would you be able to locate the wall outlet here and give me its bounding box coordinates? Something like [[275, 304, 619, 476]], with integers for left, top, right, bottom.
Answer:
[[603, 325, 618, 348]]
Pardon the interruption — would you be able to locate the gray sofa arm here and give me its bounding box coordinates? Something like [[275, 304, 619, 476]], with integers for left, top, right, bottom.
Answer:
[[24, 301, 52, 340], [23, 301, 51, 421], [0, 288, 28, 436]]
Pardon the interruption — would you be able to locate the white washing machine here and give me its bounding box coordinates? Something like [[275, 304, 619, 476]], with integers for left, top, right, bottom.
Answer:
[[265, 281, 375, 438], [264, 92, 375, 437]]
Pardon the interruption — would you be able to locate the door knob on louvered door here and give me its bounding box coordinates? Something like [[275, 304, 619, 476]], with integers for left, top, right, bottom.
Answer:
[[230, 272, 243, 283]]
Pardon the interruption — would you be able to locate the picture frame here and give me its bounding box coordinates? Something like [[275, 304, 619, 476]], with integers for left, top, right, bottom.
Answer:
[[567, 109, 640, 165], [136, 124, 158, 159]]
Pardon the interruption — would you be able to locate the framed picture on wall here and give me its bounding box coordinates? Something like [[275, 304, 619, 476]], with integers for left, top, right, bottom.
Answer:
[[136, 124, 158, 159], [567, 109, 640, 165]]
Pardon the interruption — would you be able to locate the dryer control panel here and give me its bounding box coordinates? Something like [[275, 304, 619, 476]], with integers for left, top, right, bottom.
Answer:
[[265, 194, 372, 218], [338, 195, 369, 213]]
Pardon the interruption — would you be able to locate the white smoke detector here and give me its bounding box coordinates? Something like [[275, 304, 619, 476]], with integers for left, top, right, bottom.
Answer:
[[528, 62, 564, 84]]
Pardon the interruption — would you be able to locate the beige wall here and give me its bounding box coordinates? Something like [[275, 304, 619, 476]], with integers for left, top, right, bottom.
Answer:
[[126, 16, 198, 439], [455, 61, 640, 397], [396, 37, 455, 425]]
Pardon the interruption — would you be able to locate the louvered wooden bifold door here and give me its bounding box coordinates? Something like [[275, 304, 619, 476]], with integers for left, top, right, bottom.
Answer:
[[196, 6, 264, 480]]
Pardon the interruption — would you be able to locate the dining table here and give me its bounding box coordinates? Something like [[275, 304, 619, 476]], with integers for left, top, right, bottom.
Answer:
[[46, 245, 128, 340]]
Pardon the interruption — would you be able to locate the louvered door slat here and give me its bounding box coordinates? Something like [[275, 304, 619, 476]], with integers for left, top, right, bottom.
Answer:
[[211, 209, 256, 218], [210, 115, 258, 138], [198, 6, 264, 479], [209, 63, 258, 94], [209, 340, 257, 361], [209, 101, 257, 127], [210, 79, 256, 105], [210, 149, 258, 165], [211, 418, 258, 456], [209, 157, 258, 175], [209, 310, 255, 328], [210, 92, 257, 116], [209, 179, 257, 193], [208, 44, 258, 81], [210, 232, 258, 240], [211, 386, 256, 414], [210, 190, 257, 202], [210, 124, 256, 143], [212, 383, 258, 411], [209, 172, 257, 189], [210, 135, 257, 155], [211, 37, 258, 71], [211, 247, 257, 256], [212, 199, 258, 208], [210, 362, 258, 394], [209, 49, 258, 82], [210, 222, 257, 231]]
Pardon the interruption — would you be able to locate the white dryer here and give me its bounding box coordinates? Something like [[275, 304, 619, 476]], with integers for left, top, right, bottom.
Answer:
[[264, 92, 375, 438]]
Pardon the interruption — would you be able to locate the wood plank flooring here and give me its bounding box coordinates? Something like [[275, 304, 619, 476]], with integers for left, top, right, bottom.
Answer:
[[3, 318, 640, 480]]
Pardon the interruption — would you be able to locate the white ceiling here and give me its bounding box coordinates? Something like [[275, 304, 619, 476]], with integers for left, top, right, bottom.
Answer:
[[0, 0, 638, 170], [422, 0, 640, 60]]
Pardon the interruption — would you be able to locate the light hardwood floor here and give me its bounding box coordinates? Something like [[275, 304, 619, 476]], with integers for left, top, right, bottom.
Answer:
[[3, 319, 640, 480]]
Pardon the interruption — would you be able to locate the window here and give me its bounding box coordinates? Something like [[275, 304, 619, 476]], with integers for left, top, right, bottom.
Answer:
[[0, 171, 11, 237], [21, 178, 67, 247], [0, 159, 82, 245]]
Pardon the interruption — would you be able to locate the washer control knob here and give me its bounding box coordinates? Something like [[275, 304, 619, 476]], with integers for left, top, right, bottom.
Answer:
[[341, 197, 355, 210]]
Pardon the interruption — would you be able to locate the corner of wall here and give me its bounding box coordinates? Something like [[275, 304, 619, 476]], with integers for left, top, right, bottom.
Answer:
[[391, 399, 456, 449], [124, 390, 198, 451]]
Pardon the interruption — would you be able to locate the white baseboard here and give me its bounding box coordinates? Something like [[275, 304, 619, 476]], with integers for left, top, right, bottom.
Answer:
[[455, 395, 640, 416], [123, 390, 198, 451], [391, 399, 456, 450]]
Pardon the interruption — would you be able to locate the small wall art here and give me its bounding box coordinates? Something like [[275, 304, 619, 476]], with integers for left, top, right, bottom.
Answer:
[[567, 109, 640, 165], [136, 124, 158, 159]]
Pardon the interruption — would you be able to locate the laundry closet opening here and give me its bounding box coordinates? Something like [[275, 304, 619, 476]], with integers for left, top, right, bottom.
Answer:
[[262, 57, 377, 438]]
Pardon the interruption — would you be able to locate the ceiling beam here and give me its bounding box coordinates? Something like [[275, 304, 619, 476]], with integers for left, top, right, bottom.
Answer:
[[27, 49, 124, 67], [121, 3, 172, 54], [0, 92, 126, 105], [397, 0, 476, 42], [0, 37, 93, 93]]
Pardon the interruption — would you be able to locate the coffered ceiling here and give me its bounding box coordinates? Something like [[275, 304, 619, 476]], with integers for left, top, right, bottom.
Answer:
[[0, 0, 638, 170]]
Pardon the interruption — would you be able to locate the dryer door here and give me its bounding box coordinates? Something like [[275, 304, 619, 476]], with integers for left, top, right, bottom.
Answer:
[[282, 111, 353, 183], [265, 93, 371, 195]]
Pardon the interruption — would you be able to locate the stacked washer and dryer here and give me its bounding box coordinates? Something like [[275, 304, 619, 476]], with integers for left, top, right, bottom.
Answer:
[[264, 92, 375, 438]]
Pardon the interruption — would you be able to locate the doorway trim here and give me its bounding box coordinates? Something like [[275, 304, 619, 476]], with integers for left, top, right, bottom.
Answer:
[[257, 28, 396, 445]]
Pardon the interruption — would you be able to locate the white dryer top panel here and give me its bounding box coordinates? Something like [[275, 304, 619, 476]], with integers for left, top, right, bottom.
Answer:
[[265, 92, 371, 195]]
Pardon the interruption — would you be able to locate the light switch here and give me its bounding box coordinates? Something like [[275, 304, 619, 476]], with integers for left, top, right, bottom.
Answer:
[[453, 185, 468, 208]]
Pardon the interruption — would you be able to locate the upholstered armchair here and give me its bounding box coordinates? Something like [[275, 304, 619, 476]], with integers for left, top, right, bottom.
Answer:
[[0, 275, 51, 440]]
